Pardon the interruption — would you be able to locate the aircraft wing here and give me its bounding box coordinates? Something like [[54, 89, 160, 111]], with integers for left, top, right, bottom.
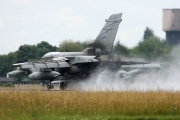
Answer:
[[12, 56, 99, 69], [13, 58, 70, 69], [14, 61, 70, 69], [121, 63, 161, 68], [119, 63, 161, 79]]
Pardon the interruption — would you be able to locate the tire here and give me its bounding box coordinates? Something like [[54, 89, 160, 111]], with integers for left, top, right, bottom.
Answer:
[[47, 84, 54, 90], [60, 82, 66, 90]]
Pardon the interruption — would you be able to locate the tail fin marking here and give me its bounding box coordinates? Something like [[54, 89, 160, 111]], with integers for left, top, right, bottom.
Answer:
[[92, 13, 122, 55]]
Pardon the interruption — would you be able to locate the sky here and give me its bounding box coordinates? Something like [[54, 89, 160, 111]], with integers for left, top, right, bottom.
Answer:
[[0, 0, 180, 55]]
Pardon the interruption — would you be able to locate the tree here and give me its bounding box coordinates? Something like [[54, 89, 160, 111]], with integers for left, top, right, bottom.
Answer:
[[57, 40, 87, 52], [132, 36, 172, 60], [0, 55, 8, 77], [16, 41, 57, 62], [36, 41, 57, 58], [37, 41, 57, 51], [16, 44, 38, 62], [112, 41, 130, 56], [143, 27, 154, 40], [0, 52, 17, 77]]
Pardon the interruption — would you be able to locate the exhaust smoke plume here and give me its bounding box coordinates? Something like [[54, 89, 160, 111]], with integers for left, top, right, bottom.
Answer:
[[74, 48, 180, 91]]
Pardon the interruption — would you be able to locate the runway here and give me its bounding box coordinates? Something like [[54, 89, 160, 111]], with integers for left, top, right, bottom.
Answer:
[[0, 84, 82, 92]]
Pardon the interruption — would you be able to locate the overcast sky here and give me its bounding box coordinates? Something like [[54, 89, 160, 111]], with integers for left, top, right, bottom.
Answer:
[[0, 0, 180, 55]]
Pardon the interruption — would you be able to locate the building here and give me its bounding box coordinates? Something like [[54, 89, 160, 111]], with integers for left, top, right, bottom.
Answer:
[[163, 9, 180, 45], [0, 77, 34, 84]]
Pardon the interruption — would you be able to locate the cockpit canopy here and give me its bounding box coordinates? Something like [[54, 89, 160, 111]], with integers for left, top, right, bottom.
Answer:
[[42, 52, 60, 58]]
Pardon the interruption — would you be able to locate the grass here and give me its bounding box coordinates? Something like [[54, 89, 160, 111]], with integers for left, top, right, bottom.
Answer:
[[0, 89, 180, 120]]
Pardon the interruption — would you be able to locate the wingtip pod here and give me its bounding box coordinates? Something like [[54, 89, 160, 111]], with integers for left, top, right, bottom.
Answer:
[[7, 69, 26, 77]]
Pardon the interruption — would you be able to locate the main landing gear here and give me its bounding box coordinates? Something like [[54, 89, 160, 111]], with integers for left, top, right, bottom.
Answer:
[[59, 81, 66, 90], [47, 80, 67, 90]]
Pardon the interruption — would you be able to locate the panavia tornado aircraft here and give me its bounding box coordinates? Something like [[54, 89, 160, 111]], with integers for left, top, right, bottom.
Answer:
[[7, 13, 160, 90]]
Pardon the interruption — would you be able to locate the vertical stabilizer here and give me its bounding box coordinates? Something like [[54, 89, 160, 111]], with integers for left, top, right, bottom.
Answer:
[[92, 13, 122, 55]]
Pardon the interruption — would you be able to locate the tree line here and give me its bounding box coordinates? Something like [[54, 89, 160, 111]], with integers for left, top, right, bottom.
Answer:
[[113, 27, 172, 61], [0, 27, 173, 77]]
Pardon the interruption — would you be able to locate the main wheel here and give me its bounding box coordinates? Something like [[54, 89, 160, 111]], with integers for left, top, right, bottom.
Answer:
[[60, 82, 66, 90]]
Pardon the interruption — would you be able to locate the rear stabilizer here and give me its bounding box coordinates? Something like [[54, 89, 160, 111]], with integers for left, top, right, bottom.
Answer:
[[91, 13, 122, 55]]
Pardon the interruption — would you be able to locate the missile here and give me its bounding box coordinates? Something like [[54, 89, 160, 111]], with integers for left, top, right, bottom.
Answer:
[[7, 67, 26, 77]]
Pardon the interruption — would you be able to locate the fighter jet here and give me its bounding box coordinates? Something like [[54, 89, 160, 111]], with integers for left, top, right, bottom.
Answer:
[[7, 13, 160, 90]]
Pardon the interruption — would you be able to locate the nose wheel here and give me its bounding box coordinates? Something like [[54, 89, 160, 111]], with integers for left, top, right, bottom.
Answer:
[[47, 80, 54, 90], [47, 84, 54, 90]]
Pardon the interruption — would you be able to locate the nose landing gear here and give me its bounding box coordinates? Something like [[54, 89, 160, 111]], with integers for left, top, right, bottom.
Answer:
[[47, 84, 54, 90]]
